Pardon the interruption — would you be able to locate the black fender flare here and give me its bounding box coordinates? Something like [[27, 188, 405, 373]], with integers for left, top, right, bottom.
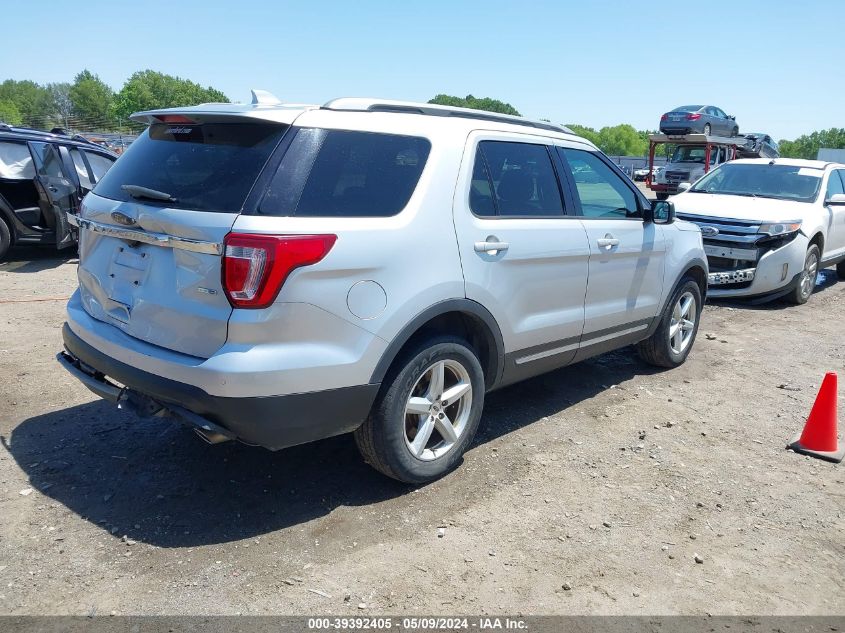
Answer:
[[369, 298, 506, 390], [644, 258, 709, 338]]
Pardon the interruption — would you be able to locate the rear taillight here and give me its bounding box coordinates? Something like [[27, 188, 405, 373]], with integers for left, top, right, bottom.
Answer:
[[222, 233, 337, 309], [660, 114, 668, 121], [686, 113, 702, 120]]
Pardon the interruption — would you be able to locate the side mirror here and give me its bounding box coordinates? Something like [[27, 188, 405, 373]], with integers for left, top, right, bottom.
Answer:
[[728, 115, 735, 120], [825, 193, 845, 206], [677, 181, 691, 192], [646, 200, 675, 224]]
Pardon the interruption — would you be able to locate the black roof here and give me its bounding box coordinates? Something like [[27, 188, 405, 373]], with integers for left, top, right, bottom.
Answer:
[[0, 123, 118, 156]]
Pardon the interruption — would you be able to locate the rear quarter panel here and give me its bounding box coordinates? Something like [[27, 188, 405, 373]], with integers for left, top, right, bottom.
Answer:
[[231, 111, 469, 349]]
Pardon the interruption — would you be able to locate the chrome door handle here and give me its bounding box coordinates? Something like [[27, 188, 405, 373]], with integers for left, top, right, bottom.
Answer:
[[474, 240, 509, 254], [597, 235, 620, 249]]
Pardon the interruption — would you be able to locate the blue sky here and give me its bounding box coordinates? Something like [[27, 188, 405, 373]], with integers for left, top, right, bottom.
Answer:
[[1, 0, 842, 140]]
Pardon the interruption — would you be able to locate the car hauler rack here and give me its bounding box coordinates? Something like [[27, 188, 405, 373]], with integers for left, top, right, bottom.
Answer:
[[646, 133, 742, 199]]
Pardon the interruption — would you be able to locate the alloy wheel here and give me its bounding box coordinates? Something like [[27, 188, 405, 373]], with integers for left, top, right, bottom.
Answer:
[[404, 359, 473, 461], [800, 250, 819, 300], [669, 291, 697, 355]]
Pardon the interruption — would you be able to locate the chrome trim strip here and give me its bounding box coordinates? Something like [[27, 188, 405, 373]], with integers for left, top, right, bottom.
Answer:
[[68, 213, 223, 255], [677, 214, 761, 234], [580, 323, 648, 347], [515, 341, 579, 365]]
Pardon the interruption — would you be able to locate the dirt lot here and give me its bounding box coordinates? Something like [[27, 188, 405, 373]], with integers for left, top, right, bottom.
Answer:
[[1, 247, 843, 616]]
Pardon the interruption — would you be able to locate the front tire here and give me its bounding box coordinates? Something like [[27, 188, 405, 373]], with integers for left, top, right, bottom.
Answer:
[[637, 277, 703, 368], [786, 244, 820, 305], [354, 337, 485, 484], [837, 260, 845, 281], [0, 215, 12, 262]]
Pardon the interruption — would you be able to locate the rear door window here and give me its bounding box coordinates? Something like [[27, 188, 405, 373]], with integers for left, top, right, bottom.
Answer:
[[470, 140, 564, 217], [0, 141, 35, 180], [93, 122, 288, 213], [258, 128, 431, 217]]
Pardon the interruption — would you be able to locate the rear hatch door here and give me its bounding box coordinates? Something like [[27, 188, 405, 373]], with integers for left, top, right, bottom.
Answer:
[[76, 116, 290, 358]]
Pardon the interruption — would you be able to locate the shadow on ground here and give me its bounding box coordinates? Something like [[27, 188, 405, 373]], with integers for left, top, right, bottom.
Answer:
[[0, 246, 76, 274], [5, 349, 657, 548]]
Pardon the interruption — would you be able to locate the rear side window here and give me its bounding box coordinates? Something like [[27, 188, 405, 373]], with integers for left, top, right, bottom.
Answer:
[[470, 141, 564, 217], [69, 148, 93, 189], [259, 129, 431, 217], [93, 122, 287, 213], [0, 141, 35, 180], [84, 151, 114, 183]]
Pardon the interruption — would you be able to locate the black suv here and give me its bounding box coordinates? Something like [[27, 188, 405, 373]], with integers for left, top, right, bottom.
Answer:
[[0, 124, 117, 260]]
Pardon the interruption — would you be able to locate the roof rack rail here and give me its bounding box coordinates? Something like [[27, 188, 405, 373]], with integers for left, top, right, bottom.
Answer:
[[322, 98, 572, 135]]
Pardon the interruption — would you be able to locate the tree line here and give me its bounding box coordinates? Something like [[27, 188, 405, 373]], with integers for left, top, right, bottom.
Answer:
[[1, 82, 840, 160], [0, 70, 228, 132]]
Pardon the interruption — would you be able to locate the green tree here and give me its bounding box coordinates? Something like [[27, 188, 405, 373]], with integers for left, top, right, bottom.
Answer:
[[112, 70, 229, 121], [428, 94, 521, 116], [69, 70, 114, 128], [596, 124, 648, 156], [0, 100, 23, 125], [566, 124, 600, 146], [47, 82, 73, 127], [566, 123, 649, 156], [0, 80, 54, 127], [778, 128, 845, 159]]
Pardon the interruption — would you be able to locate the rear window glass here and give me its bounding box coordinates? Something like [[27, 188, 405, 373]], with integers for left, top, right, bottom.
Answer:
[[93, 122, 287, 213], [258, 128, 431, 217]]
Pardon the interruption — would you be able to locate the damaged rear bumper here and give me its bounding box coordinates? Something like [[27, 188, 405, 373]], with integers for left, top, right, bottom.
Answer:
[[57, 349, 237, 445], [57, 323, 379, 450]]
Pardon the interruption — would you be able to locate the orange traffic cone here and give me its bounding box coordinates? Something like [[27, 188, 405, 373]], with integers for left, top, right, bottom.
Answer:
[[787, 372, 844, 463]]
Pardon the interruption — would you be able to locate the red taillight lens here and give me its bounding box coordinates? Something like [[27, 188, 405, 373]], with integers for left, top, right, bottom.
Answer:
[[660, 114, 668, 121], [222, 234, 337, 308], [686, 113, 702, 120]]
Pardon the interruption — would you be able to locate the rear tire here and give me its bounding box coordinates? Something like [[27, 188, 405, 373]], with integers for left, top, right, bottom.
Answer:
[[703, 123, 711, 135], [656, 192, 669, 201], [354, 337, 485, 484], [0, 216, 12, 262], [637, 277, 702, 368], [837, 260, 845, 281], [786, 244, 820, 305]]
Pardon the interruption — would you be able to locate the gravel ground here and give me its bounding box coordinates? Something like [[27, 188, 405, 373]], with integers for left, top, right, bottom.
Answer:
[[1, 247, 843, 616]]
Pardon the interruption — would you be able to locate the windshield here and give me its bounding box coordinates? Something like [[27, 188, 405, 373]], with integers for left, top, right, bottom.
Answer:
[[671, 146, 716, 164], [93, 122, 288, 212], [690, 163, 824, 202]]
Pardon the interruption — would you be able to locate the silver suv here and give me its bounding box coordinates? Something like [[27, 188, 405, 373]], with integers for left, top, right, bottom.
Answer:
[[58, 93, 708, 483]]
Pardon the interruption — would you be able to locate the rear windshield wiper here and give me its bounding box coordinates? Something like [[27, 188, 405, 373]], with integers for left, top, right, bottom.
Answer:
[[121, 184, 178, 203]]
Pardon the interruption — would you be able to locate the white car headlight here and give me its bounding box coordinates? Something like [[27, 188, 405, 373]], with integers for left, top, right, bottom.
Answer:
[[758, 221, 801, 235]]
